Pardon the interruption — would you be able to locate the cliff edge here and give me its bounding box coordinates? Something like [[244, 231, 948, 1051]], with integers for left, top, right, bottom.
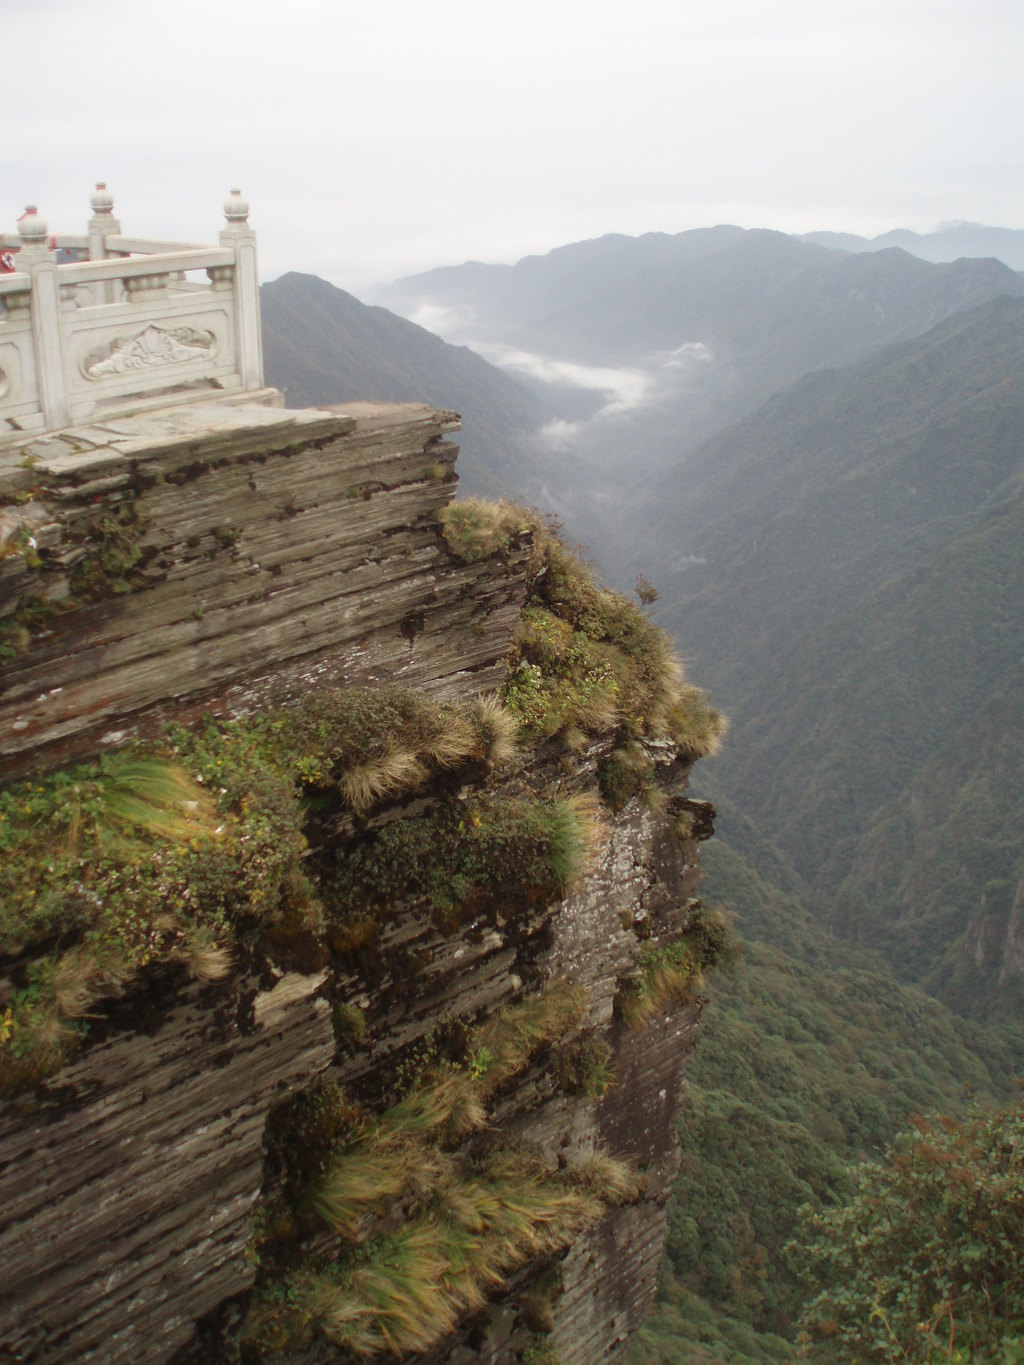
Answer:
[[0, 400, 724, 1363]]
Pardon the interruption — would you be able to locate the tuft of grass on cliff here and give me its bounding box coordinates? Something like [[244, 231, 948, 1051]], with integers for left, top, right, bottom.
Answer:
[[243, 982, 643, 1361], [439, 497, 726, 761]]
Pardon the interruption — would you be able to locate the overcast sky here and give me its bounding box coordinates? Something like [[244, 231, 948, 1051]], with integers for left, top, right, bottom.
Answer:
[[6, 0, 1022, 292]]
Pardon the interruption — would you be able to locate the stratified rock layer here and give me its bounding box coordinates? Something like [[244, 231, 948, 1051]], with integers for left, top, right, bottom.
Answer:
[[0, 970, 334, 1363], [1, 399, 523, 781]]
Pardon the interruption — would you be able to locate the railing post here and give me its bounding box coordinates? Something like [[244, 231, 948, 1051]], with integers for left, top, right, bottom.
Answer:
[[18, 207, 70, 432], [87, 183, 122, 304], [219, 189, 263, 392]]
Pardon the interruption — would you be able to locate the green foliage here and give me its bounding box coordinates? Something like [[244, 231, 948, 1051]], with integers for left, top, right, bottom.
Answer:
[[796, 1096, 1024, 1363], [332, 1001, 368, 1048], [628, 1278, 793, 1364], [325, 794, 595, 928], [651, 916, 1024, 1347], [653, 307, 1024, 1018], [599, 743, 655, 811], [500, 520, 725, 762], [0, 685, 519, 1085], [617, 910, 735, 1030], [505, 607, 619, 740], [521, 1342, 564, 1364]]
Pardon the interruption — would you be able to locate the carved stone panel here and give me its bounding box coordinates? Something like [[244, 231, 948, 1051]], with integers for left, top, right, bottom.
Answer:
[[81, 324, 215, 379]]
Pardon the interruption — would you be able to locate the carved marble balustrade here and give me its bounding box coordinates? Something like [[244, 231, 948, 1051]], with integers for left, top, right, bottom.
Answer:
[[0, 185, 264, 442]]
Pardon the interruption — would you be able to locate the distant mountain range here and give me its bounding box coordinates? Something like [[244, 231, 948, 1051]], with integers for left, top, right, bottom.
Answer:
[[801, 223, 1024, 272], [644, 295, 1024, 1017]]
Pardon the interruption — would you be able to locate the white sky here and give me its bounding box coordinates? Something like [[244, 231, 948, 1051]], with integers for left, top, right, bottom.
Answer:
[[6, 0, 1023, 291]]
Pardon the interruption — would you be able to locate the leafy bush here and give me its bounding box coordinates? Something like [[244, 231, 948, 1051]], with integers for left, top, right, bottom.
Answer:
[[796, 1096, 1024, 1363], [491, 511, 726, 763]]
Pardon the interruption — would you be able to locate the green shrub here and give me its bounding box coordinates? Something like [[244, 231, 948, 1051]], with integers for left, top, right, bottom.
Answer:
[[598, 744, 655, 811], [795, 1097, 1024, 1363], [494, 513, 725, 759], [614, 913, 735, 1031]]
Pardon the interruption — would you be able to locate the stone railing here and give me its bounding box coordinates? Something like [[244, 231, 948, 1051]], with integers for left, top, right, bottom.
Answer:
[[0, 185, 264, 441]]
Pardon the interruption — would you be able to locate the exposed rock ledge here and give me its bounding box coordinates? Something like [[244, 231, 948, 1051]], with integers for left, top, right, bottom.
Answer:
[[1, 399, 522, 781]]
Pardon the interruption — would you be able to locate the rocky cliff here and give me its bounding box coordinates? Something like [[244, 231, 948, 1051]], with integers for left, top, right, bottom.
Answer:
[[0, 398, 724, 1363]]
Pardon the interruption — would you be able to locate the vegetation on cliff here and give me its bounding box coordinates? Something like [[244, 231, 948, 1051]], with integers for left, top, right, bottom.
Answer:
[[0, 687, 523, 1086], [440, 497, 725, 762], [2, 502, 726, 1361], [243, 983, 647, 1359]]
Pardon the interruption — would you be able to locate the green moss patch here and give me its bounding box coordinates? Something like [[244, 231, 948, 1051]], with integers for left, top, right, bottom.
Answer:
[[325, 793, 595, 929]]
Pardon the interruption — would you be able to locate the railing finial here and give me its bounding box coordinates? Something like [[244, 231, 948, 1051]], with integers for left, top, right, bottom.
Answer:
[[17, 206, 47, 246], [90, 183, 115, 218], [223, 188, 250, 226]]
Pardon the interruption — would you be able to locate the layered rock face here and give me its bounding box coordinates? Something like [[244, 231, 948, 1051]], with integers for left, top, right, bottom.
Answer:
[[0, 400, 718, 1363], [0, 397, 521, 781]]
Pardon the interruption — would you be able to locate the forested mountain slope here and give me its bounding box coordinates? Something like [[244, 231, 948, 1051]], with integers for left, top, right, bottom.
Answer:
[[645, 296, 1024, 1016]]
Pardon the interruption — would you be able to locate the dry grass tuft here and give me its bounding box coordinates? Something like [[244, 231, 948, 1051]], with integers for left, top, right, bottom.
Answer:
[[565, 1147, 647, 1206], [51, 950, 106, 1018], [472, 982, 587, 1098], [313, 1139, 451, 1239], [559, 792, 608, 878], [467, 693, 518, 768], [664, 684, 728, 760], [438, 498, 541, 565], [337, 748, 427, 809], [383, 1070, 488, 1145], [572, 683, 620, 735], [419, 711, 479, 769], [91, 757, 219, 847], [617, 944, 700, 1030], [180, 935, 232, 983]]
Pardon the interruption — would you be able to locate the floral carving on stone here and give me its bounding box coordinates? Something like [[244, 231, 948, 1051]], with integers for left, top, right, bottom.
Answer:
[[82, 325, 215, 379]]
